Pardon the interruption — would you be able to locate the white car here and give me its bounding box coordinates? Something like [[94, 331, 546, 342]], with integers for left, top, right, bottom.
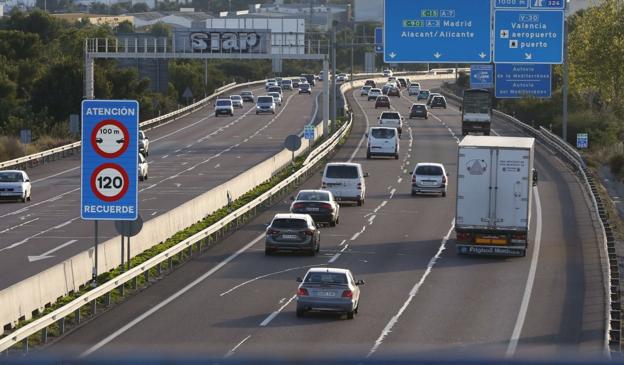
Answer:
[[268, 91, 282, 106], [138, 153, 149, 181], [383, 69, 393, 77], [0, 170, 31, 202], [367, 88, 382, 101], [367, 127, 399, 160], [265, 79, 278, 90], [256, 95, 276, 114], [378, 111, 403, 135], [408, 84, 421, 96], [138, 130, 149, 156], [230, 95, 243, 108], [321, 162, 367, 206], [336, 73, 349, 82], [411, 162, 448, 197], [360, 86, 372, 96], [214, 99, 234, 116]]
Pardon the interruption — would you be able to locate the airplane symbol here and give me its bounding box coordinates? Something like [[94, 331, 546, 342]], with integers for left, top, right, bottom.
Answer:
[[433, 52, 442, 59], [500, 29, 509, 39]]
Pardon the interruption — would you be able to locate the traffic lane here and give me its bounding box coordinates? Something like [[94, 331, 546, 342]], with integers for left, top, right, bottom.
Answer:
[[0, 88, 321, 289], [0, 84, 268, 219], [49, 84, 457, 358]]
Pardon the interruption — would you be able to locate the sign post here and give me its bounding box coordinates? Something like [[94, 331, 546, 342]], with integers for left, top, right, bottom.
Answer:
[[383, 0, 492, 63], [82, 100, 139, 284]]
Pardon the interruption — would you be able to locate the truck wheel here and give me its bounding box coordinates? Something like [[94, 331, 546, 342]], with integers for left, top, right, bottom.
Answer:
[[394, 154, 399, 160], [442, 191, 446, 197]]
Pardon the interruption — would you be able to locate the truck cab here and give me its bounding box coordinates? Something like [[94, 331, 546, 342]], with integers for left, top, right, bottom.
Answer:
[[461, 88, 492, 136]]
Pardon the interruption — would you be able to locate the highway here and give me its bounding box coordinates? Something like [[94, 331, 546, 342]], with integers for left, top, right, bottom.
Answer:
[[47, 79, 606, 360], [0, 83, 321, 290]]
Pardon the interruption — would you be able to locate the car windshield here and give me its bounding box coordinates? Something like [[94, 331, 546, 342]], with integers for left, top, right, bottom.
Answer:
[[258, 97, 273, 103], [296, 191, 330, 201], [268, 93, 279, 98], [371, 128, 396, 139], [271, 218, 308, 229], [0, 172, 23, 182], [300, 84, 309, 88], [216, 100, 231, 106], [305, 272, 347, 285], [381, 112, 400, 119], [325, 165, 358, 179], [415, 165, 444, 175], [363, 86, 371, 90], [241, 91, 251, 95]]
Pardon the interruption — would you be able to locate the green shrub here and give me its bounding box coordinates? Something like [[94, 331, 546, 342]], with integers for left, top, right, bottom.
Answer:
[[609, 153, 624, 177]]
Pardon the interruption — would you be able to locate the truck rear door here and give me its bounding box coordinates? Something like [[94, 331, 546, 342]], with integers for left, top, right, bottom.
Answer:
[[456, 147, 493, 227], [494, 148, 530, 229]]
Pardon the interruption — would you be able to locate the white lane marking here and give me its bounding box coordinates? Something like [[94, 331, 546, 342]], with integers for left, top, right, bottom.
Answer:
[[491, 129, 500, 136], [380, 200, 388, 208], [151, 115, 212, 143], [215, 163, 221, 169], [151, 211, 157, 216], [219, 264, 324, 297], [367, 221, 454, 358], [79, 232, 266, 358], [0, 218, 39, 234], [186, 144, 193, 148], [350, 226, 366, 241], [0, 188, 79, 219], [368, 215, 376, 226], [338, 239, 347, 247], [174, 149, 182, 153], [397, 177, 403, 184], [0, 217, 80, 252], [259, 294, 297, 327], [27, 239, 78, 262], [224, 335, 252, 358], [349, 90, 371, 163], [428, 113, 460, 144], [161, 155, 169, 159], [389, 188, 397, 199], [32, 166, 79, 184], [506, 187, 542, 357], [328, 244, 349, 263]]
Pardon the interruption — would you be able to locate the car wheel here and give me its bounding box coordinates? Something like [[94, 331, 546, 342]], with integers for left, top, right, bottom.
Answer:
[[21, 195, 27, 203], [296, 308, 305, 317], [272, 111, 275, 114], [330, 219, 336, 227], [357, 199, 363, 207], [411, 191, 417, 196], [395, 154, 399, 160], [425, 116, 429, 120], [347, 311, 355, 320], [256, 111, 259, 115], [27, 192, 31, 201], [442, 191, 447, 197], [144, 173, 148, 180], [316, 241, 320, 252], [336, 216, 340, 225]]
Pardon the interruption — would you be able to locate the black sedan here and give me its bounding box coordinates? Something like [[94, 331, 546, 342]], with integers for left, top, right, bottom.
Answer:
[[409, 103, 428, 119], [290, 189, 339, 226]]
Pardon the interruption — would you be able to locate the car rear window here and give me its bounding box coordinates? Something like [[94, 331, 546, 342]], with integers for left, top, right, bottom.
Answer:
[[268, 86, 281, 92], [381, 112, 400, 119], [371, 128, 396, 139], [419, 90, 430, 96], [271, 218, 308, 229], [230, 95, 241, 100], [415, 165, 444, 175], [241, 91, 251, 95], [305, 272, 347, 284], [258, 97, 273, 103], [296, 191, 330, 201], [0, 172, 23, 182], [325, 165, 359, 179], [377, 96, 389, 101], [268, 92, 280, 98], [216, 100, 231, 106], [411, 105, 426, 111]]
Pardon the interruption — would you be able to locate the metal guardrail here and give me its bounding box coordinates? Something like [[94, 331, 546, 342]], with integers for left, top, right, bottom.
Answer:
[[441, 87, 618, 355], [0, 83, 356, 354]]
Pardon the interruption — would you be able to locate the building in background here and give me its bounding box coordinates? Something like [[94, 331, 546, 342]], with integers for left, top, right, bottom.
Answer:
[[53, 13, 134, 26]]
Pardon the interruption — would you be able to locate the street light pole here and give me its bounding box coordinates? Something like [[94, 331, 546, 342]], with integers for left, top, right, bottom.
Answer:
[[562, 2, 569, 142]]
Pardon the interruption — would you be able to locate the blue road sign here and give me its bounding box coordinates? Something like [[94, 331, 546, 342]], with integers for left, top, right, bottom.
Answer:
[[576, 133, 588, 149], [383, 0, 492, 63], [495, 0, 529, 9], [81, 100, 139, 221], [495, 63, 552, 98], [375, 27, 383, 53], [530, 0, 565, 10], [494, 10, 564, 63], [470, 65, 494, 88], [304, 125, 315, 140]]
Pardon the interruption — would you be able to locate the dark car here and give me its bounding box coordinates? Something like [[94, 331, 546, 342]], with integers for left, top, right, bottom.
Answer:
[[292, 79, 300, 88], [430, 95, 447, 109], [375, 96, 391, 109], [301, 74, 316, 86], [397, 78, 409, 88], [265, 213, 320, 255], [299, 83, 312, 94], [381, 85, 390, 95], [290, 190, 340, 226], [409, 103, 428, 119], [364, 80, 376, 88], [387, 86, 400, 97], [426, 93, 441, 106]]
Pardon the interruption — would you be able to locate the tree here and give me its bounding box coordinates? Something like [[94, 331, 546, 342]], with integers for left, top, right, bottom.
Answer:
[[130, 2, 149, 12], [149, 22, 171, 37], [115, 20, 134, 34]]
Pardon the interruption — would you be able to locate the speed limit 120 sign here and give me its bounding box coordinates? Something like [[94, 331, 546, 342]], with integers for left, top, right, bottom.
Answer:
[[81, 100, 139, 220]]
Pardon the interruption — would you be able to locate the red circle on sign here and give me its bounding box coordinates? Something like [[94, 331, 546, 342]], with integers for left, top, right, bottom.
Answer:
[[90, 163, 130, 202], [91, 119, 130, 158]]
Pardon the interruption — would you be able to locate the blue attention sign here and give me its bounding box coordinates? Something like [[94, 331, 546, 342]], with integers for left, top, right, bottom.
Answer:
[[375, 27, 383, 53], [494, 9, 564, 63], [495, 63, 552, 98], [81, 100, 139, 221], [470, 65, 494, 88], [383, 0, 492, 63]]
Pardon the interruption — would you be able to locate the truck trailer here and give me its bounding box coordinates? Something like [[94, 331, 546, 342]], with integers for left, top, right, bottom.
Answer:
[[455, 136, 536, 257]]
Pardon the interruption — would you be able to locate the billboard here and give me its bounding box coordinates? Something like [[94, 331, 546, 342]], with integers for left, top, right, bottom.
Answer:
[[354, 0, 383, 22], [174, 29, 271, 54]]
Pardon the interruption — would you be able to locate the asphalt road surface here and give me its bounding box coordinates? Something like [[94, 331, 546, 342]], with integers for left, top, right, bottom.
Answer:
[[48, 79, 606, 361]]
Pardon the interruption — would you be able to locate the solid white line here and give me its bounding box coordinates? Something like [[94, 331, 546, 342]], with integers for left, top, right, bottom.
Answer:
[[367, 221, 454, 358], [219, 264, 324, 297], [328, 244, 349, 264], [31, 239, 77, 258], [259, 294, 296, 327], [152, 115, 211, 143], [506, 187, 542, 357], [348, 91, 370, 163], [338, 239, 347, 247], [79, 232, 266, 358], [224, 335, 252, 358]]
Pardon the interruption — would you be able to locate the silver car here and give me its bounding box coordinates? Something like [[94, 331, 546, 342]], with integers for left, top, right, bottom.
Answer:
[[0, 170, 31, 202], [290, 189, 339, 226], [138, 153, 149, 181], [411, 162, 448, 197], [230, 95, 243, 108], [265, 213, 320, 255], [296, 267, 364, 319]]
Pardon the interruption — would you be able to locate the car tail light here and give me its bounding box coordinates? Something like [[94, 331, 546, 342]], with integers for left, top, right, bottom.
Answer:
[[456, 232, 471, 241], [304, 230, 314, 236], [321, 181, 327, 189], [267, 228, 279, 235], [342, 290, 353, 298], [320, 203, 333, 210], [357, 183, 362, 190], [511, 233, 527, 243], [297, 288, 309, 296], [411, 175, 416, 183], [293, 203, 305, 209], [442, 175, 447, 184]]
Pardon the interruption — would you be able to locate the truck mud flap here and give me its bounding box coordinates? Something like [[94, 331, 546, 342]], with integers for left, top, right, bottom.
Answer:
[[456, 244, 526, 257]]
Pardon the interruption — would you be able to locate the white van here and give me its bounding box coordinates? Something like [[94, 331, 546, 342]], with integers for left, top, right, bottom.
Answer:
[[367, 127, 399, 160], [321, 163, 367, 206]]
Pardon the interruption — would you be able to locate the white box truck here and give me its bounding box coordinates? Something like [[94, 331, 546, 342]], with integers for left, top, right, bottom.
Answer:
[[455, 136, 536, 257]]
